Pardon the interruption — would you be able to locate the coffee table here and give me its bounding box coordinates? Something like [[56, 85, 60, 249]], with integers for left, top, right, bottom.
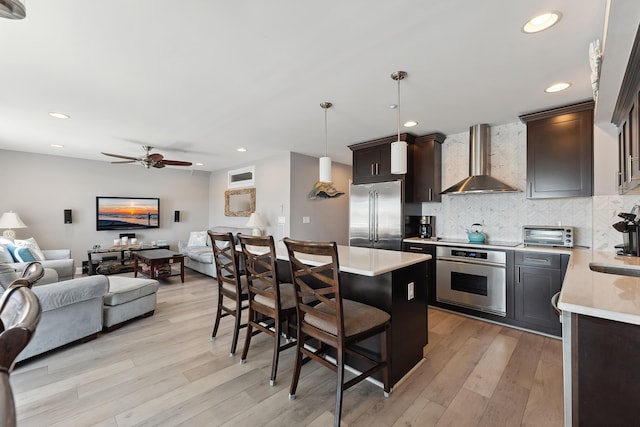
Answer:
[[133, 249, 185, 283]]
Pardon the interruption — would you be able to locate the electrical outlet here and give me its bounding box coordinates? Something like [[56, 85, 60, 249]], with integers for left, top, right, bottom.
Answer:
[[303, 216, 310, 224], [407, 282, 415, 300]]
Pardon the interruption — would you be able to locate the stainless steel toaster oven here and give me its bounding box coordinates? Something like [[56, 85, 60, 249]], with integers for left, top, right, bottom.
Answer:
[[523, 225, 574, 248]]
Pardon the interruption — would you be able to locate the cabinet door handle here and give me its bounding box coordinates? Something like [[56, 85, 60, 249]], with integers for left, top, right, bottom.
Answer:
[[428, 188, 433, 201], [376, 163, 380, 175], [371, 163, 375, 176], [408, 246, 424, 251], [523, 257, 549, 264], [528, 181, 532, 197]]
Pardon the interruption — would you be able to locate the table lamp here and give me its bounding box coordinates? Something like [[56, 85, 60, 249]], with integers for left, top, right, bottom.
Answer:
[[246, 212, 266, 236], [0, 211, 27, 239]]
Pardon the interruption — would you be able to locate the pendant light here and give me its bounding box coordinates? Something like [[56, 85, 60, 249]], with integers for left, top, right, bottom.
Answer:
[[0, 0, 26, 19], [391, 71, 408, 175], [319, 102, 333, 183]]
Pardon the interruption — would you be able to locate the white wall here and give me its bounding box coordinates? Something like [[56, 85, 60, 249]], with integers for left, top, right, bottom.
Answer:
[[208, 152, 351, 244], [0, 149, 210, 271], [290, 152, 350, 245], [209, 153, 292, 241]]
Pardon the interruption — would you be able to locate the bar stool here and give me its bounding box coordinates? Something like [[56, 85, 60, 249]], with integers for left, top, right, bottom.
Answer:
[[0, 262, 43, 427], [208, 231, 248, 356], [283, 238, 391, 427], [237, 234, 297, 386]]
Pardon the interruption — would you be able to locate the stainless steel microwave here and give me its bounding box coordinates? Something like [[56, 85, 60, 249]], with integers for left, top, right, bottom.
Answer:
[[523, 225, 574, 248]]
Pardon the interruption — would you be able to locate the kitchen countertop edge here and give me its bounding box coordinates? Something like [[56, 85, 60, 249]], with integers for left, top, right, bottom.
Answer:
[[404, 238, 640, 325]]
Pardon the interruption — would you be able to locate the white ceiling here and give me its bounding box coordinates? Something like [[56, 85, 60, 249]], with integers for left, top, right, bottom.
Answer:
[[0, 1, 624, 172]]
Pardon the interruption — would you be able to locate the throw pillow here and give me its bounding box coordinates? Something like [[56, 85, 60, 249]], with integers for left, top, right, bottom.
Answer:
[[13, 247, 36, 263], [0, 263, 18, 290], [187, 231, 207, 247], [0, 245, 13, 264], [14, 238, 45, 261]]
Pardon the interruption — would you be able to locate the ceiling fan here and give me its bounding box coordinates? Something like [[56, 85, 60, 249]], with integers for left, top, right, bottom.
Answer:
[[101, 145, 192, 169]]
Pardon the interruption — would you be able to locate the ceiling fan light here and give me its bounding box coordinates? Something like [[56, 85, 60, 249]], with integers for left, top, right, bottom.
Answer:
[[319, 156, 332, 183], [391, 140, 407, 174], [0, 0, 25, 19]]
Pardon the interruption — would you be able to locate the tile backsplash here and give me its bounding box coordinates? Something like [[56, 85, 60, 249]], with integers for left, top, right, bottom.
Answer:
[[416, 121, 629, 250]]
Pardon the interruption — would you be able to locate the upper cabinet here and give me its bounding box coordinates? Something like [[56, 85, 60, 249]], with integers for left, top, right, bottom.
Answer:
[[349, 134, 415, 184], [520, 101, 594, 199], [612, 25, 640, 194], [409, 132, 446, 202]]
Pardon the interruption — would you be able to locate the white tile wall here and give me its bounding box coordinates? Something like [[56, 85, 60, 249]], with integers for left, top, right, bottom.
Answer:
[[421, 122, 595, 248]]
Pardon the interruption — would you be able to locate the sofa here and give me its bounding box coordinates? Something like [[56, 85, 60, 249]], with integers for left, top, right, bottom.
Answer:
[[0, 237, 75, 281], [0, 263, 109, 362], [178, 226, 252, 277]]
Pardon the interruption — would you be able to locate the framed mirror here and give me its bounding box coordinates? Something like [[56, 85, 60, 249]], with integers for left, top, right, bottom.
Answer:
[[224, 188, 256, 217]]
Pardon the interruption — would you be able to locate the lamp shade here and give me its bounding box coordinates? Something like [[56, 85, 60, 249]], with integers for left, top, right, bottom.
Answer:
[[0, 0, 26, 19], [246, 212, 267, 236], [319, 156, 332, 183], [0, 211, 27, 239], [391, 140, 407, 174]]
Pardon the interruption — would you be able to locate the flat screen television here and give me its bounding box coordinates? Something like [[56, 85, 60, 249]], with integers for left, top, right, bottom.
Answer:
[[96, 197, 160, 231]]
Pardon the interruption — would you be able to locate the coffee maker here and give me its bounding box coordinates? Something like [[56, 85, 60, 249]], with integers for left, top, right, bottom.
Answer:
[[613, 211, 640, 256], [419, 216, 435, 238]]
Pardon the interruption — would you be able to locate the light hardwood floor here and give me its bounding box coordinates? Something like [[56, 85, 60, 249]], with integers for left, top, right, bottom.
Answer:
[[12, 270, 564, 426]]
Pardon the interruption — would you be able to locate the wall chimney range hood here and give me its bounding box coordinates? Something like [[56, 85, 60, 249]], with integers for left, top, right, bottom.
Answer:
[[441, 124, 520, 194]]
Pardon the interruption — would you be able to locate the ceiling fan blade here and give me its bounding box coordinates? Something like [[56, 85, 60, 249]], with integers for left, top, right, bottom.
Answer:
[[101, 152, 138, 161], [161, 160, 193, 166], [110, 160, 137, 164], [152, 162, 166, 168]]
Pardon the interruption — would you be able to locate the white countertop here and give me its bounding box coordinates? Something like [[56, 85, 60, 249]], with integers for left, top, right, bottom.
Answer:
[[404, 237, 640, 325], [403, 237, 573, 253], [558, 249, 640, 325], [273, 243, 430, 277]]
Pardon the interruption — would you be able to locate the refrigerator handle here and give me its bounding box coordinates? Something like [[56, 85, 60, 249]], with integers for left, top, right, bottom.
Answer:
[[374, 190, 379, 242], [368, 189, 374, 241]]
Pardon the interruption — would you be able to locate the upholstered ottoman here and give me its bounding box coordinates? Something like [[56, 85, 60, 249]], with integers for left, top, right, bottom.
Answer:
[[103, 276, 159, 331]]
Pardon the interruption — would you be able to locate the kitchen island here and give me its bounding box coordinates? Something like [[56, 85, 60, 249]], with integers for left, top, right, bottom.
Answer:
[[558, 250, 640, 427], [274, 244, 431, 387]]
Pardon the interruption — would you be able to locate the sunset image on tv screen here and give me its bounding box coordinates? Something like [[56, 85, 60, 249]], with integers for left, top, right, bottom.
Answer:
[[97, 197, 159, 230]]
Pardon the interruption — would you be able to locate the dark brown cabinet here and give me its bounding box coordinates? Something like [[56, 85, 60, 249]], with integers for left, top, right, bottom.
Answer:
[[349, 134, 415, 184], [513, 251, 568, 336], [519, 101, 594, 199], [402, 241, 435, 304], [613, 25, 640, 193], [408, 132, 445, 202], [570, 314, 640, 426]]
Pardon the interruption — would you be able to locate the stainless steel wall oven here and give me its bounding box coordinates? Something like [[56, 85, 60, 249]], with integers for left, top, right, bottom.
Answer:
[[435, 246, 507, 316]]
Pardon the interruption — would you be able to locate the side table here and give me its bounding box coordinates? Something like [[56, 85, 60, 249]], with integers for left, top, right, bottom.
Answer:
[[133, 249, 185, 283]]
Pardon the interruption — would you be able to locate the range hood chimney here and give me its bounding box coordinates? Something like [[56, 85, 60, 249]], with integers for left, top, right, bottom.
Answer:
[[441, 124, 520, 194]]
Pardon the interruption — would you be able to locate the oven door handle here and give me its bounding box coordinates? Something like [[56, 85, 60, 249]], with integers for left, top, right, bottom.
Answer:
[[437, 257, 506, 268]]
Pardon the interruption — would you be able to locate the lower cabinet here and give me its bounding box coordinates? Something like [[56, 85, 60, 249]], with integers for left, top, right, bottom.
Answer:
[[514, 251, 568, 336], [402, 242, 435, 304], [568, 313, 640, 426]]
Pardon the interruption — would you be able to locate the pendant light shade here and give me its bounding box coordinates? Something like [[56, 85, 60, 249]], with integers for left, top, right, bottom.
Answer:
[[319, 156, 332, 183], [390, 71, 408, 175], [319, 102, 333, 183], [391, 139, 407, 174], [0, 0, 26, 19]]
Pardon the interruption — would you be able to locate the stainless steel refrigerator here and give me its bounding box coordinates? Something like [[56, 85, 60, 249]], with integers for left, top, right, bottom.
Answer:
[[349, 180, 404, 250]]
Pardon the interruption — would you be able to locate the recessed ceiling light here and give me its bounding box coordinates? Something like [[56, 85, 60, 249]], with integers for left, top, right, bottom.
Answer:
[[237, 148, 247, 152], [48, 112, 70, 119], [389, 104, 398, 109], [50, 144, 64, 148], [195, 162, 204, 166], [522, 12, 561, 33], [545, 82, 571, 93], [403, 120, 418, 127]]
